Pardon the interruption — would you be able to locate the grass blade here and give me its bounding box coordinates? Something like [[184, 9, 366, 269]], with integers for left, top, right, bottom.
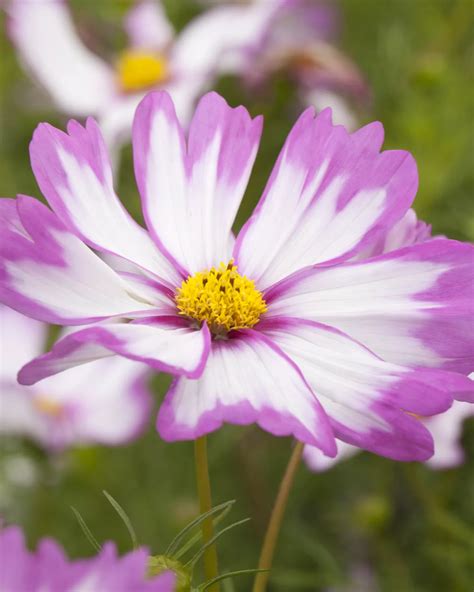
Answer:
[[103, 490, 138, 550], [199, 569, 269, 591], [186, 518, 251, 568], [70, 506, 101, 552], [166, 499, 236, 556], [173, 500, 236, 560]]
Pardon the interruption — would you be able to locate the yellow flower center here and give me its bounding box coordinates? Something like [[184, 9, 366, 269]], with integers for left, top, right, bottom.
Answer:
[[176, 261, 267, 335], [117, 50, 169, 92], [34, 396, 63, 418]]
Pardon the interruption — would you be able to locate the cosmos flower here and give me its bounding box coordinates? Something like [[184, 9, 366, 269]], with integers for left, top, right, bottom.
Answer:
[[5, 0, 280, 156], [304, 399, 474, 471], [1, 91, 473, 461], [0, 306, 151, 451], [200, 0, 368, 130], [0, 525, 175, 591]]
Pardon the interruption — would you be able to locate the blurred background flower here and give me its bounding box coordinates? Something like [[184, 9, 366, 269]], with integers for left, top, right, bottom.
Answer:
[[4, 0, 275, 163], [0, 1, 473, 591], [0, 306, 152, 451]]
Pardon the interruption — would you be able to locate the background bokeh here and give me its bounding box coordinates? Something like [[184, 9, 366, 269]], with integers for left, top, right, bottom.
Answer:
[[1, 1, 473, 590]]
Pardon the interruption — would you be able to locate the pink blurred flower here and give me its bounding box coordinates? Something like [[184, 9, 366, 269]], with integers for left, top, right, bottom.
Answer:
[[0, 306, 152, 451], [0, 525, 175, 591], [1, 91, 473, 462]]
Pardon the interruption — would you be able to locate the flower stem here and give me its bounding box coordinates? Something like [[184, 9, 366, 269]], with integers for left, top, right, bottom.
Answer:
[[252, 441, 304, 592], [194, 436, 219, 591]]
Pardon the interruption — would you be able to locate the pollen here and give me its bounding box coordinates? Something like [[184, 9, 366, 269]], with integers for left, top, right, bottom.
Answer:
[[117, 50, 169, 92], [175, 261, 267, 335]]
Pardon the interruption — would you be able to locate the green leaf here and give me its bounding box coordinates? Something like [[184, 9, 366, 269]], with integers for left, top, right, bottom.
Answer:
[[102, 490, 138, 549]]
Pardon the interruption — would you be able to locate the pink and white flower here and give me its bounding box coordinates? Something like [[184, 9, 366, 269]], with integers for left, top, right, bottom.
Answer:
[[0, 525, 175, 591], [1, 91, 473, 462], [0, 306, 152, 450], [5, 0, 280, 155]]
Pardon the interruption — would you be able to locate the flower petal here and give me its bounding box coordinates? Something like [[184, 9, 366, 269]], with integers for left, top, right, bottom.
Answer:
[[1, 361, 144, 450], [170, 3, 278, 82], [157, 329, 336, 454], [98, 81, 202, 158], [234, 108, 418, 289], [355, 207, 431, 260], [0, 382, 50, 444], [0, 197, 157, 324], [425, 400, 474, 469], [35, 356, 152, 448], [6, 0, 115, 116], [0, 305, 45, 381], [30, 118, 180, 286], [304, 398, 474, 472], [133, 91, 262, 274], [261, 318, 457, 461], [266, 239, 474, 374], [304, 441, 357, 472], [18, 334, 114, 386], [306, 89, 358, 131], [0, 526, 175, 591], [18, 318, 210, 385], [0, 527, 34, 589], [115, 271, 177, 315], [124, 0, 174, 51]]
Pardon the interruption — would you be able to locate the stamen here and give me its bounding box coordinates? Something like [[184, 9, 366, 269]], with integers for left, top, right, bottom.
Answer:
[[175, 261, 267, 335]]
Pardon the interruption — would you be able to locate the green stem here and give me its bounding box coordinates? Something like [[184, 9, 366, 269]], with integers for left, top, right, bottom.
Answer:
[[194, 436, 219, 591], [253, 441, 304, 592]]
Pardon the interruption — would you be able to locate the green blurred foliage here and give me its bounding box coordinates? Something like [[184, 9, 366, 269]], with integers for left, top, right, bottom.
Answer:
[[0, 1, 473, 591]]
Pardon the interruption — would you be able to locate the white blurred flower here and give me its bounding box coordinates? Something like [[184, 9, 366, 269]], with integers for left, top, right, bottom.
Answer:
[[0, 306, 152, 451], [6, 0, 278, 160]]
